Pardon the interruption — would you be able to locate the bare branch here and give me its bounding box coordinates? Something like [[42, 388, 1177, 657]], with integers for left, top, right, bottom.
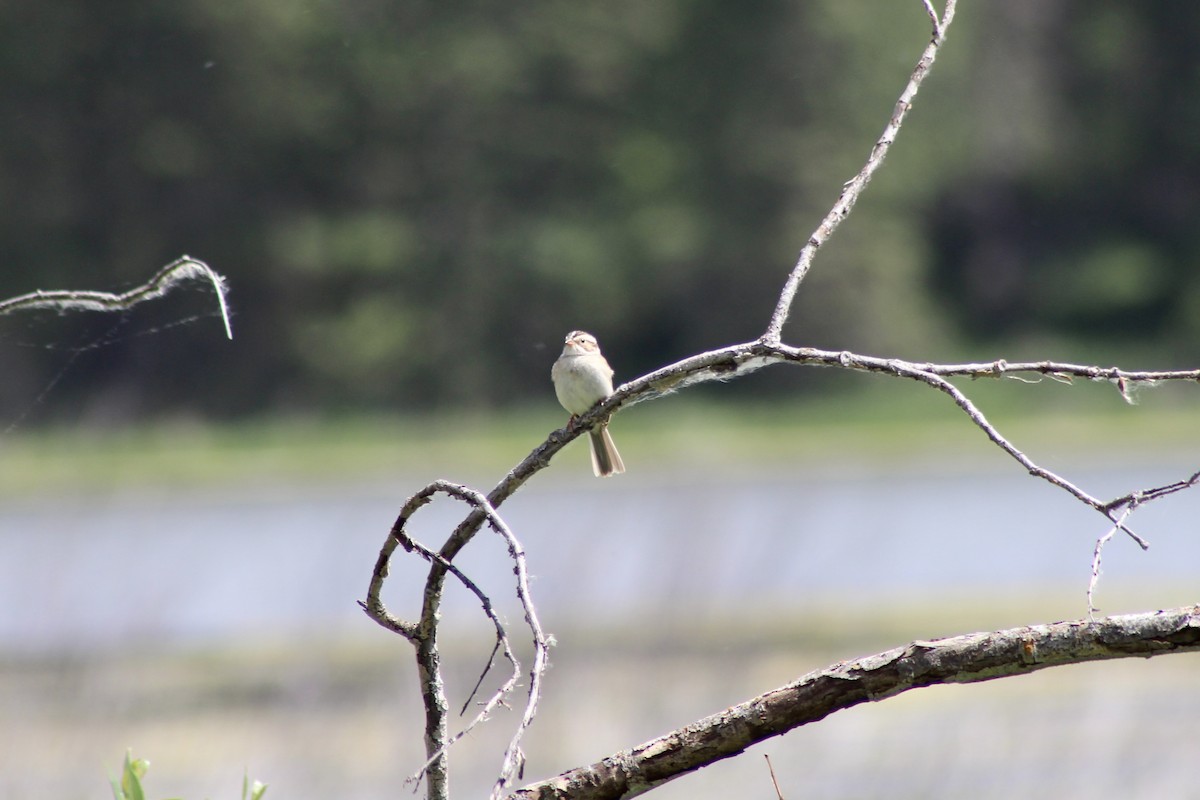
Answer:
[[363, 4, 1200, 797], [0, 255, 233, 340], [371, 339, 1198, 788], [360, 481, 550, 799], [913, 357, 1200, 396], [921, 0, 943, 36], [510, 607, 1200, 800], [371, 333, 1197, 796], [763, 0, 959, 343], [1103, 469, 1200, 514], [489, 508, 552, 800], [598, 342, 1183, 546], [378, 529, 523, 788], [463, 639, 506, 717], [1088, 504, 1136, 621], [865, 355, 1151, 549]]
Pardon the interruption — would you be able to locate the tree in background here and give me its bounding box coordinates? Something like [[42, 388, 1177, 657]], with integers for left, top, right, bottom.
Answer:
[[2, 1, 1199, 422]]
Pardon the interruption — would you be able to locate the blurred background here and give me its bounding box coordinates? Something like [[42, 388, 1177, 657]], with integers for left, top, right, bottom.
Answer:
[[2, 1, 1200, 798]]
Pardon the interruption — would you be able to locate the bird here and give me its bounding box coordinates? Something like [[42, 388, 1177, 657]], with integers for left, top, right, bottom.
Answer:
[[550, 330, 626, 477]]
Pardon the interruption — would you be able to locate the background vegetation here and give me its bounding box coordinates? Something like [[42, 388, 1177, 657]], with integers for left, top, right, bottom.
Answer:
[[2, 1, 1199, 425]]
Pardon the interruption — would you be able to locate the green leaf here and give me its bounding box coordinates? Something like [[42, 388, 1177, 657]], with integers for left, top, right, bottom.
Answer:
[[120, 750, 147, 800], [242, 770, 268, 800]]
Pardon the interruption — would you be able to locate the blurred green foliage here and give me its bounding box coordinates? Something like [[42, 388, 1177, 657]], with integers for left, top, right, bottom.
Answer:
[[108, 749, 266, 800], [2, 1, 1198, 423]]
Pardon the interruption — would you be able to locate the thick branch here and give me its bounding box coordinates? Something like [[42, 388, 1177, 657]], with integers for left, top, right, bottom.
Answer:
[[510, 606, 1200, 800]]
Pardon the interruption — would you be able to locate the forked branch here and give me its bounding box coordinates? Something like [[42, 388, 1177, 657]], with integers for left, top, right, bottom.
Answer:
[[361, 481, 550, 799]]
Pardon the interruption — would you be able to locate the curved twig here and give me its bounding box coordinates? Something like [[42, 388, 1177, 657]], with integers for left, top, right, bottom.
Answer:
[[0, 255, 233, 340], [396, 535, 523, 788], [1088, 504, 1137, 621], [360, 481, 550, 799]]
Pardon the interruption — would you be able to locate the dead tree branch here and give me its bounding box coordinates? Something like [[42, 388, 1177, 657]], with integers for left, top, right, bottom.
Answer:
[[594, 342, 1189, 548], [509, 606, 1200, 800], [368, 339, 1199, 796], [361, 481, 550, 800], [361, 1, 1200, 796]]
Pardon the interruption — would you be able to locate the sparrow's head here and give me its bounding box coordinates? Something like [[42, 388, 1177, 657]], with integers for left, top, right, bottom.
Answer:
[[562, 330, 601, 355]]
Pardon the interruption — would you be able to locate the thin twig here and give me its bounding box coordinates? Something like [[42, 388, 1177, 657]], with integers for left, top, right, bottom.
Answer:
[[1088, 504, 1136, 621], [764, 754, 785, 800], [763, 0, 958, 343], [0, 255, 233, 340], [917, 357, 1200, 386], [921, 0, 943, 36], [489, 508, 552, 800], [463, 639, 505, 717], [386, 527, 523, 788], [1103, 470, 1200, 513], [869, 355, 1150, 549]]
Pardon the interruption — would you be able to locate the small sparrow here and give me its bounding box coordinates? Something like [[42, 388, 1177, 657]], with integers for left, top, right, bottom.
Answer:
[[551, 330, 625, 477]]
